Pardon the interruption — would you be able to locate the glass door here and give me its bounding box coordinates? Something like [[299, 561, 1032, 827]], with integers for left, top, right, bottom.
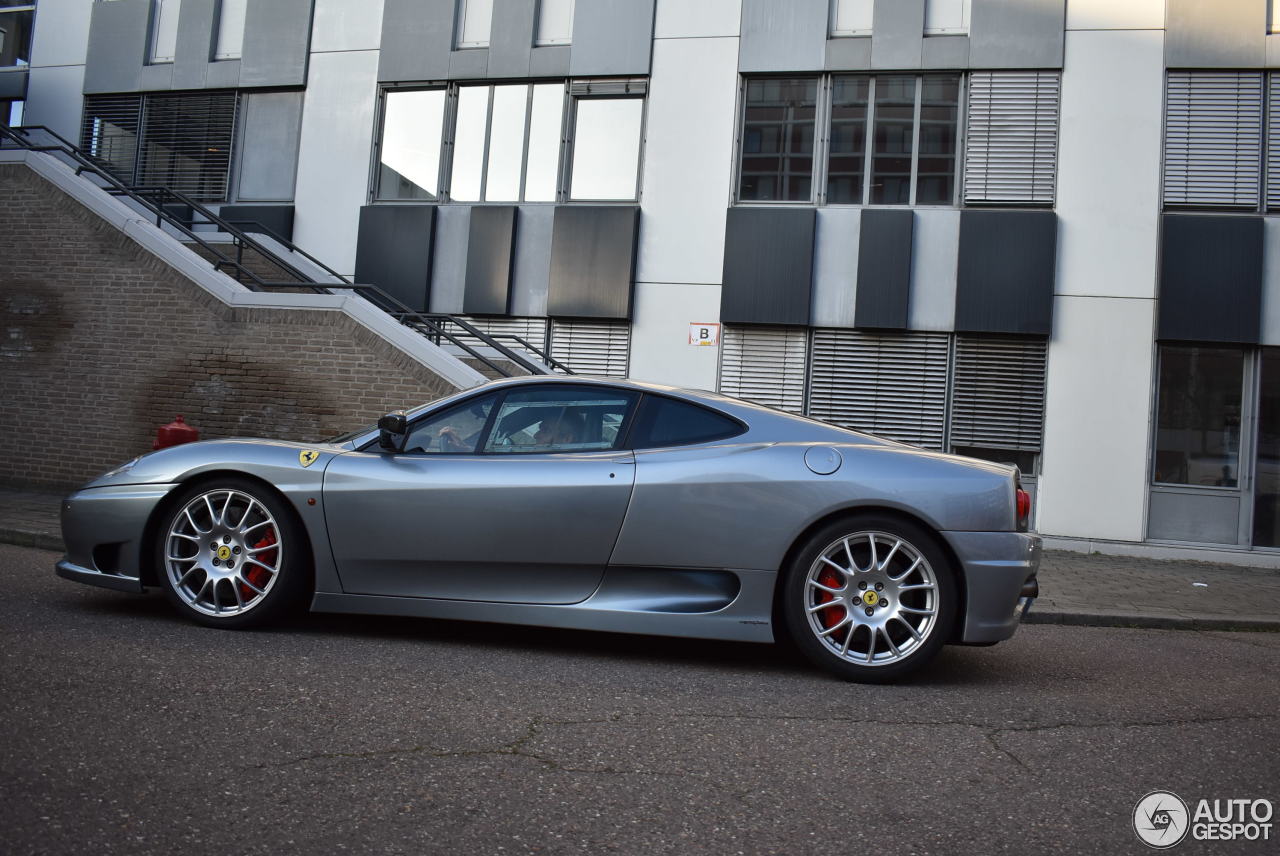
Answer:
[[1252, 349, 1280, 546]]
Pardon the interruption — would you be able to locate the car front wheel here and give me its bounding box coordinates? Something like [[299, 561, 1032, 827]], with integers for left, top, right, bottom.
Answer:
[[783, 515, 956, 682]]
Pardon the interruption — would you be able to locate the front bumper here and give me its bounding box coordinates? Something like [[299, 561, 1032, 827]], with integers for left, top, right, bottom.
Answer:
[[941, 530, 1042, 644], [57, 483, 179, 593]]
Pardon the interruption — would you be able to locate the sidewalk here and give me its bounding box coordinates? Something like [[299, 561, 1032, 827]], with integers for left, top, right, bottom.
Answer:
[[3, 485, 1277, 631]]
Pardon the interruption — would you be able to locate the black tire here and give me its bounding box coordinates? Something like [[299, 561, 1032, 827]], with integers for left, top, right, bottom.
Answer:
[[154, 476, 311, 629], [782, 514, 957, 683]]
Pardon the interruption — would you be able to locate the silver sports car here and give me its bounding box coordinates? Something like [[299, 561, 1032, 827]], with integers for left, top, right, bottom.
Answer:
[[56, 376, 1040, 681]]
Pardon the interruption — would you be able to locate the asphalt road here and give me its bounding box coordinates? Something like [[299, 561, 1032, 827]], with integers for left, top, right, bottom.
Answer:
[[2, 542, 1277, 856]]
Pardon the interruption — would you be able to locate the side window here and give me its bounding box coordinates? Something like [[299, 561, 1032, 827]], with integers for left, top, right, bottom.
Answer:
[[402, 393, 498, 455], [484, 386, 638, 454], [629, 396, 744, 449]]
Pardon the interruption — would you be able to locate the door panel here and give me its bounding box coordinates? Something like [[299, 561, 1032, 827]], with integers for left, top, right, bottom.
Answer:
[[323, 451, 636, 603]]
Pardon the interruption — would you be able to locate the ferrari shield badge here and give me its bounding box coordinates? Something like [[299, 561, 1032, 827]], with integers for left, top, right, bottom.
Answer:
[[299, 449, 320, 468]]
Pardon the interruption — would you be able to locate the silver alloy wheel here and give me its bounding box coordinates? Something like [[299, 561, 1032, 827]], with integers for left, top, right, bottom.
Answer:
[[803, 530, 939, 667], [163, 489, 283, 617]]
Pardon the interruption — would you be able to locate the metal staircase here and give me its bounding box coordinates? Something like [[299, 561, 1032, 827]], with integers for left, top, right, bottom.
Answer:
[[0, 122, 572, 379]]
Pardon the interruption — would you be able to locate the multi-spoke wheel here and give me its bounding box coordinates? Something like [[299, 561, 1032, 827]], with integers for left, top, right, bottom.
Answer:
[[783, 515, 956, 682], [155, 478, 309, 628]]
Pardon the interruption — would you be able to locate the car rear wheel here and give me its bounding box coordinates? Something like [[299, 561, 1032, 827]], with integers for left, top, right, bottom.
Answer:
[[782, 515, 956, 682], [155, 478, 309, 629]]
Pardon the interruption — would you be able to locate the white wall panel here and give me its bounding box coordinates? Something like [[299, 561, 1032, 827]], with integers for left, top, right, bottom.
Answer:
[[292, 50, 379, 277], [1055, 29, 1162, 299], [1037, 295, 1156, 542], [628, 282, 721, 390], [654, 0, 741, 38], [28, 0, 93, 67], [635, 36, 739, 285], [1065, 0, 1164, 30], [311, 0, 386, 52], [21, 65, 86, 140]]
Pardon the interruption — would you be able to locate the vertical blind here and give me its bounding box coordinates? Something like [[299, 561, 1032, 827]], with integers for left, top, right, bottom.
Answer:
[[549, 320, 631, 377], [1268, 74, 1280, 211], [963, 71, 1060, 205], [1163, 71, 1263, 208], [718, 325, 808, 414], [949, 335, 1047, 452]]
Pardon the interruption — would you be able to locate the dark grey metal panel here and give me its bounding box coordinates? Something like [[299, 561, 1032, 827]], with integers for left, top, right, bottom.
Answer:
[[922, 35, 970, 69], [871, 0, 924, 70], [855, 210, 913, 330], [379, 0, 454, 82], [569, 0, 656, 77], [1158, 214, 1263, 345], [205, 59, 241, 89], [529, 45, 572, 77], [825, 37, 872, 71], [219, 204, 295, 241], [449, 47, 489, 79], [173, 0, 217, 90], [548, 206, 640, 319], [138, 63, 174, 90], [739, 0, 826, 73], [1166, 0, 1266, 69], [969, 0, 1065, 70], [463, 206, 517, 316], [488, 0, 535, 78], [354, 205, 437, 313], [240, 0, 313, 88], [954, 210, 1056, 336], [720, 208, 815, 327], [0, 70, 27, 100], [83, 0, 149, 94], [1148, 490, 1241, 544]]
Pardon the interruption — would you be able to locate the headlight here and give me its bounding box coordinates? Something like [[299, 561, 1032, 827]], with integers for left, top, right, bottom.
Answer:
[[99, 457, 140, 479]]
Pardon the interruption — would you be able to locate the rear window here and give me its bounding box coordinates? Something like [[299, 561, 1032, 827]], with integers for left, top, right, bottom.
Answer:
[[629, 395, 744, 449]]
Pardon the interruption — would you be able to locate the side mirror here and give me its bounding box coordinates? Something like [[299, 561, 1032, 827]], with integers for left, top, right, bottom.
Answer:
[[378, 411, 408, 453]]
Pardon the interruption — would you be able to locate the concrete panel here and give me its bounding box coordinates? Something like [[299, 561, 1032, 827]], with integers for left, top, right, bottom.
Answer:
[[510, 204, 554, 318], [1038, 296, 1156, 542], [82, 0, 148, 94], [739, 0, 825, 72], [855, 209, 912, 329], [1166, 0, 1266, 68], [204, 58, 241, 88], [921, 35, 969, 69], [1147, 491, 1241, 544], [969, 0, 1065, 69], [173, 0, 216, 90], [955, 211, 1057, 335], [908, 208, 959, 331], [292, 49, 380, 276], [548, 206, 640, 318], [569, 0, 656, 77], [21, 65, 85, 140], [720, 208, 815, 326], [0, 71, 26, 101], [241, 0, 314, 87], [811, 208, 861, 328], [529, 45, 571, 77], [825, 36, 872, 71], [1269, 34, 1280, 68], [1159, 215, 1263, 345], [312, 0, 386, 52], [1262, 219, 1280, 346], [629, 281, 722, 390], [138, 63, 174, 90], [1066, 0, 1164, 30], [448, 47, 489, 79], [236, 90, 304, 202], [1056, 30, 1162, 300], [655, 0, 741, 38], [29, 0, 94, 68], [379, 0, 453, 81], [488, 0, 535, 78], [463, 205, 517, 315], [871, 0, 924, 70], [354, 205, 436, 312], [636, 36, 739, 286], [429, 205, 471, 315]]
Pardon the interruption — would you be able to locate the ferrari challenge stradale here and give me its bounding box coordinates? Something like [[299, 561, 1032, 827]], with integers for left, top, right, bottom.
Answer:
[[56, 376, 1041, 682]]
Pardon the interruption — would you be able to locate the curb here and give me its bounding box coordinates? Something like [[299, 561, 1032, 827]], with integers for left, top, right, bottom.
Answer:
[[1024, 609, 1280, 632], [0, 528, 63, 553]]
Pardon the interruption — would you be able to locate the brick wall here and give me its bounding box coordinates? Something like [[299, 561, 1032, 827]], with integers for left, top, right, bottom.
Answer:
[[0, 164, 459, 490]]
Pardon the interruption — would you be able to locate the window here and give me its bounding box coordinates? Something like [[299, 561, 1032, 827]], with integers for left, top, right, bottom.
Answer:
[[719, 326, 808, 413], [375, 80, 645, 204], [456, 0, 492, 49], [829, 0, 873, 37], [150, 0, 180, 64], [630, 396, 744, 449], [6, 98, 22, 125], [963, 71, 1059, 205], [549, 320, 631, 376], [536, 0, 573, 46], [484, 386, 637, 454], [403, 393, 497, 455], [1153, 346, 1244, 487], [925, 0, 970, 35], [214, 0, 246, 61], [738, 74, 961, 206], [0, 2, 35, 69]]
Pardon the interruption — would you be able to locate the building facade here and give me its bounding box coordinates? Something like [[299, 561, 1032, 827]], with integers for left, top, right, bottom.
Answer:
[[4, 0, 1280, 561]]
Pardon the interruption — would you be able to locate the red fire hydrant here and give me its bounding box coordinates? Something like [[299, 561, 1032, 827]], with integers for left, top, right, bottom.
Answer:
[[154, 415, 200, 450]]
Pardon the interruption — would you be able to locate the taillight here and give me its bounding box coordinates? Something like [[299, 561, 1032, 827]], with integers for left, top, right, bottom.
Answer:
[[1016, 488, 1031, 532]]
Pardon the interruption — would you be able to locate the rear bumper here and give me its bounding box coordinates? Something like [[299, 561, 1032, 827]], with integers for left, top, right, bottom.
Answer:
[[56, 483, 178, 592], [941, 530, 1042, 644]]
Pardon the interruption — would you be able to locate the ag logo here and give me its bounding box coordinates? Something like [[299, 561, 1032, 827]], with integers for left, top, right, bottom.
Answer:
[[298, 449, 319, 468], [1134, 791, 1190, 849]]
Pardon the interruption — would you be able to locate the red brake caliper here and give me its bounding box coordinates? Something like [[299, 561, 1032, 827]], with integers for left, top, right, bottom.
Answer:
[[815, 569, 845, 630], [239, 529, 276, 600]]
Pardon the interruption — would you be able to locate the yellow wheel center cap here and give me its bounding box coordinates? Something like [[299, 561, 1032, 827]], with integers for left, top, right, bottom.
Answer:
[[862, 590, 879, 606], [216, 545, 232, 561]]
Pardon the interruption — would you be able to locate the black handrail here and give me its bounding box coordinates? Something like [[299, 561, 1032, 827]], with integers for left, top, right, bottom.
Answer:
[[0, 122, 569, 378]]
